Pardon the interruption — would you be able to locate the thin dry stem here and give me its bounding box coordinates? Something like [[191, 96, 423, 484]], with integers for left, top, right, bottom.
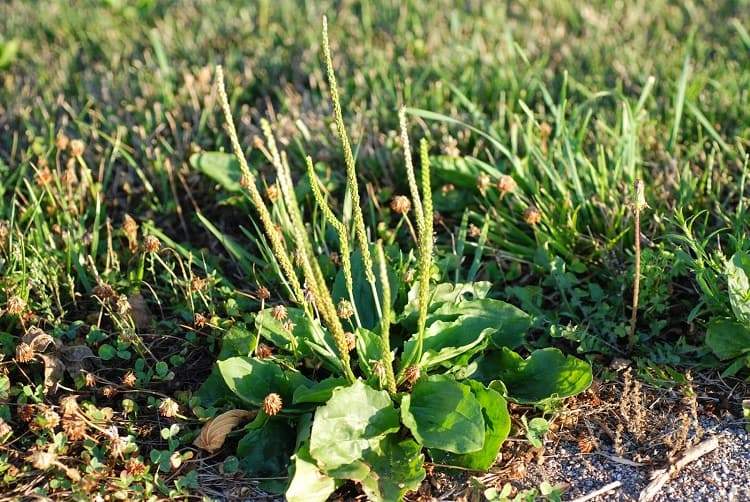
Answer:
[[628, 179, 644, 349], [215, 66, 304, 304]]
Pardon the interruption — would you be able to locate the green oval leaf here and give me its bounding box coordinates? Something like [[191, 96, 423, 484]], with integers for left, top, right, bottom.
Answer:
[[401, 375, 485, 454], [286, 445, 336, 502], [309, 380, 400, 473], [190, 151, 243, 192], [217, 357, 311, 408], [237, 418, 296, 476], [473, 348, 592, 404], [727, 251, 750, 325], [357, 436, 426, 502], [430, 379, 510, 470], [706, 318, 750, 360]]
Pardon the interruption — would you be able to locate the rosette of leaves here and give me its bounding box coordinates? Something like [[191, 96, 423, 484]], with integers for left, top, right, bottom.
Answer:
[[705, 251, 750, 376], [209, 279, 592, 501], [200, 19, 592, 501]]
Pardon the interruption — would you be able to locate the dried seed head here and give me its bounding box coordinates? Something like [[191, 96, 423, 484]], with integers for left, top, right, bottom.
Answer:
[[122, 371, 137, 388], [403, 365, 421, 387], [37, 409, 61, 430], [262, 393, 283, 416], [29, 449, 57, 470], [55, 133, 70, 151], [125, 457, 146, 477], [282, 320, 296, 332], [190, 276, 208, 292], [6, 296, 26, 316], [441, 183, 455, 194], [102, 386, 117, 398], [523, 206, 542, 226], [477, 173, 491, 193], [390, 195, 411, 215], [496, 175, 517, 195], [468, 223, 481, 238], [59, 395, 80, 417], [19, 404, 36, 422], [69, 139, 86, 157], [35, 167, 53, 187], [92, 283, 117, 302], [371, 361, 386, 380], [84, 372, 97, 388], [256, 343, 274, 359], [143, 235, 161, 254], [337, 299, 354, 320], [441, 135, 460, 158], [329, 251, 341, 266], [62, 417, 87, 441], [240, 174, 253, 189], [107, 427, 128, 458], [344, 331, 356, 352], [266, 184, 279, 203], [271, 305, 288, 321], [15, 342, 34, 363], [193, 313, 207, 328], [159, 398, 179, 418], [256, 286, 271, 301]]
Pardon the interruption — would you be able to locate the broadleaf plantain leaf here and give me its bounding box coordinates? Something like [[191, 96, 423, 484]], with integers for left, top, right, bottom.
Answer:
[[401, 375, 485, 454]]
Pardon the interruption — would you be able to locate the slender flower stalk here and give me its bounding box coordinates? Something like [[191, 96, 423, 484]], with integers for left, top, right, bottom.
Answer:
[[399, 107, 424, 229], [628, 179, 645, 350], [306, 157, 362, 328], [397, 138, 434, 382], [274, 146, 356, 382], [215, 66, 304, 304], [322, 17, 381, 321], [414, 138, 434, 363], [376, 241, 397, 395]]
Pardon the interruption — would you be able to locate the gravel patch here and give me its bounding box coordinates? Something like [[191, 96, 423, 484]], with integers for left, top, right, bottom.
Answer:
[[524, 418, 750, 501]]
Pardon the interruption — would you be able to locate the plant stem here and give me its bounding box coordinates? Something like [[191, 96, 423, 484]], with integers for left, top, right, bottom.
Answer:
[[628, 179, 644, 350], [322, 17, 381, 323], [376, 241, 397, 395]]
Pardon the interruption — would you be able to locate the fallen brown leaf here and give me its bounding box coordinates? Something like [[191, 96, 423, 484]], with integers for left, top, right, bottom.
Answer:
[[59, 344, 97, 377], [40, 354, 64, 394], [193, 409, 256, 453], [22, 327, 56, 353], [127, 293, 151, 330]]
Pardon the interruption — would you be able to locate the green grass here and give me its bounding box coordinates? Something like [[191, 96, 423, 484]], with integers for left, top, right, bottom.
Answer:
[[0, 0, 749, 499]]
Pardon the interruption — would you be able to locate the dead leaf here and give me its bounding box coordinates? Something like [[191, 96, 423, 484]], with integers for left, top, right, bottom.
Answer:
[[127, 293, 151, 330], [40, 354, 64, 394], [59, 344, 98, 377], [22, 327, 56, 353], [193, 409, 256, 453]]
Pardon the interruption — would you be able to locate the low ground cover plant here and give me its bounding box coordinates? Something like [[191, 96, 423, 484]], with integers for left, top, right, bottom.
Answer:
[[197, 21, 591, 500], [1, 1, 748, 499]]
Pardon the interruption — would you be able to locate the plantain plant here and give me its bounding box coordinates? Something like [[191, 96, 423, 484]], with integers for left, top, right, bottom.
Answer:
[[705, 250, 750, 376], [202, 18, 592, 501]]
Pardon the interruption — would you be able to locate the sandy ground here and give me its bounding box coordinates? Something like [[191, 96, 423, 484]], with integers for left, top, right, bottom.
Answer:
[[524, 417, 750, 501]]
